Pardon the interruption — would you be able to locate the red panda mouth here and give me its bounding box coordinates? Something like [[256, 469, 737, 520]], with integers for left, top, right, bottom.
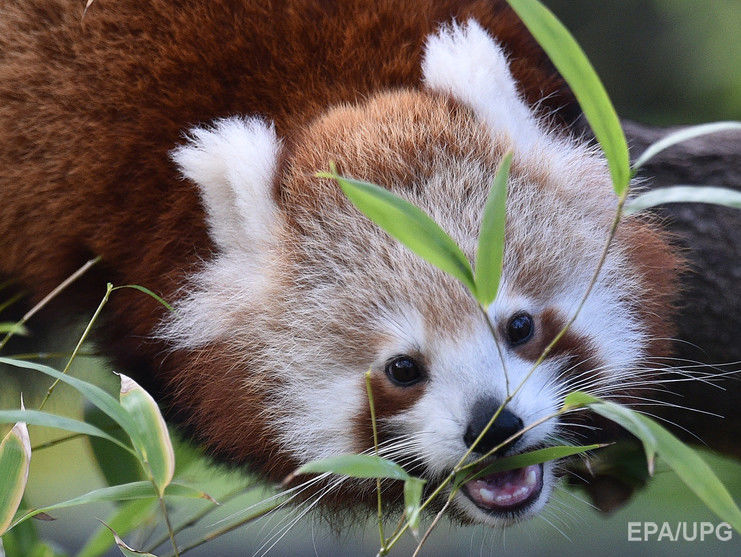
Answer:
[[462, 464, 543, 513]]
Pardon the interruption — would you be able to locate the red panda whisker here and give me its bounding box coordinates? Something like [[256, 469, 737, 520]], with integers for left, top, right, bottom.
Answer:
[[213, 473, 332, 529], [537, 512, 573, 542], [254, 475, 353, 557]]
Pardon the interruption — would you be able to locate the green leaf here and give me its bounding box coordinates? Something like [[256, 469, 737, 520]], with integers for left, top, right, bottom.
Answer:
[[84, 405, 144, 487], [632, 121, 741, 170], [75, 502, 156, 557], [111, 285, 173, 312], [455, 444, 603, 485], [474, 152, 512, 305], [321, 169, 476, 295], [25, 542, 68, 557], [563, 391, 656, 473], [0, 323, 28, 336], [0, 358, 139, 447], [403, 477, 425, 537], [506, 0, 630, 194], [0, 409, 135, 457], [564, 391, 741, 532], [77, 499, 157, 557], [0, 292, 25, 316], [632, 417, 741, 533], [119, 375, 175, 495], [624, 185, 741, 215], [0, 420, 31, 535], [11, 482, 213, 528], [561, 391, 597, 410], [99, 522, 157, 557], [0, 509, 40, 557], [289, 454, 410, 483]]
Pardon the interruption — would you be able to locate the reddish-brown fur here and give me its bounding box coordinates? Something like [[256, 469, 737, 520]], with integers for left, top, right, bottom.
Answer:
[[0, 0, 679, 491], [0, 0, 576, 475]]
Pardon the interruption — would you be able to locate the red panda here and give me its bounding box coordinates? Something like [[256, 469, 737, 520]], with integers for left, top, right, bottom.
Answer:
[[0, 0, 680, 526]]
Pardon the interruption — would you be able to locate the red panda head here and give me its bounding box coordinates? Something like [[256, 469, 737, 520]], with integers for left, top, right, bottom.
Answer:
[[162, 20, 679, 526]]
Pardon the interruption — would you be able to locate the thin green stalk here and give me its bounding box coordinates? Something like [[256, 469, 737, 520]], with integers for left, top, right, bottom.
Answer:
[[382, 471, 454, 550], [144, 487, 245, 553], [7, 351, 101, 361], [508, 191, 629, 401], [38, 282, 113, 411], [381, 513, 408, 551], [31, 432, 86, 451], [0, 291, 26, 316], [166, 501, 281, 557], [478, 305, 510, 395], [0, 256, 100, 352], [157, 489, 180, 557], [365, 370, 387, 554], [411, 494, 452, 557]]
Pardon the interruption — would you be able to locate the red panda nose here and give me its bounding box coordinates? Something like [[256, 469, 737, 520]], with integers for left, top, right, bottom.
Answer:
[[464, 397, 524, 455]]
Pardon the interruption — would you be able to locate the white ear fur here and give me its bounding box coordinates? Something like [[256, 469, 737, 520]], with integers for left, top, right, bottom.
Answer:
[[422, 19, 545, 151], [171, 116, 281, 252]]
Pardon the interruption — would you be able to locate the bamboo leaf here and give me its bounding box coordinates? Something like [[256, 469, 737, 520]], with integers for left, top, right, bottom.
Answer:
[[84, 405, 144, 487], [0, 358, 139, 446], [286, 454, 410, 485], [0, 419, 31, 535], [403, 477, 425, 537], [111, 285, 173, 312], [455, 444, 603, 485], [0, 409, 135, 456], [320, 169, 477, 295], [563, 391, 741, 532], [11, 482, 213, 528], [0, 323, 28, 336], [506, 0, 630, 194], [100, 522, 157, 557], [630, 415, 741, 533], [624, 185, 741, 215], [633, 121, 741, 170], [0, 510, 40, 556], [77, 499, 157, 557], [563, 391, 657, 474], [474, 152, 512, 305], [119, 375, 175, 495]]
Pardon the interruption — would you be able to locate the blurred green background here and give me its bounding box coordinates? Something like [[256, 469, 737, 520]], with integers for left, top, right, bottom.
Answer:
[[548, 0, 740, 125], [2, 0, 740, 555]]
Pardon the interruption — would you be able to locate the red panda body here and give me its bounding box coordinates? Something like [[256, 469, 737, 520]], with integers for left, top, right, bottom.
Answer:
[[0, 0, 680, 525]]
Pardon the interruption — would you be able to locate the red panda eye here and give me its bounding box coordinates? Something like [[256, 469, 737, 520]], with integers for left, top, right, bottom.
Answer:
[[506, 312, 534, 346], [384, 356, 425, 386]]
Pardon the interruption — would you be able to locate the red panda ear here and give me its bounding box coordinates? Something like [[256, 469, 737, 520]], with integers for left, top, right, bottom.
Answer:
[[171, 116, 282, 252], [421, 19, 547, 153]]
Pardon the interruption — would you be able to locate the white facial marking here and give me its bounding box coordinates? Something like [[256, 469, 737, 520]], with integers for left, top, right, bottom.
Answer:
[[161, 117, 284, 348], [170, 116, 281, 252], [422, 19, 543, 151]]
